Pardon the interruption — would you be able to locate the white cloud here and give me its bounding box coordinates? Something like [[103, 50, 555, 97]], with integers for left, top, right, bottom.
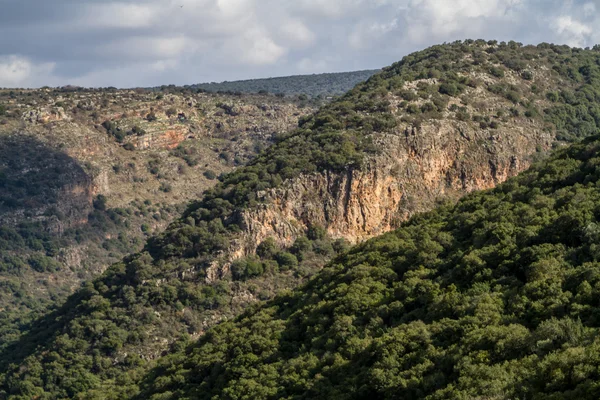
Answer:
[[84, 2, 159, 29], [236, 28, 287, 65], [554, 15, 592, 47], [2, 0, 600, 87], [279, 19, 315, 48], [0, 55, 57, 88], [402, 0, 523, 41], [298, 57, 330, 72], [99, 36, 197, 60]]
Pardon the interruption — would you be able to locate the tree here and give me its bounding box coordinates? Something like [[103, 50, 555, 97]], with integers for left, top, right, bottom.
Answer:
[[275, 252, 298, 271], [256, 237, 278, 259]]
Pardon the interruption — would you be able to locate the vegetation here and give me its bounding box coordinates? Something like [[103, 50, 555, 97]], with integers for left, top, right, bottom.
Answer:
[[0, 83, 313, 368], [140, 134, 600, 399], [5, 40, 600, 398], [182, 70, 380, 98]]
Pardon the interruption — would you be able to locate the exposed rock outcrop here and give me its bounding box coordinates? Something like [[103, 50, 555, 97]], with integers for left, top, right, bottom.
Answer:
[[207, 117, 553, 280]]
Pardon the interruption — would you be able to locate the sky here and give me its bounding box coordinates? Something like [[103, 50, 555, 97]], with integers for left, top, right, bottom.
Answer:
[[0, 0, 599, 88]]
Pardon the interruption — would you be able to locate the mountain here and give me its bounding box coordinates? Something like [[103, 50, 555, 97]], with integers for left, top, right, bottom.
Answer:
[[139, 133, 600, 400], [4, 39, 600, 398], [0, 87, 313, 350], [182, 70, 380, 98]]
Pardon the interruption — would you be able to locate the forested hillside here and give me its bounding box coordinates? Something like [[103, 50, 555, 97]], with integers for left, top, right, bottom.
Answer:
[[0, 88, 313, 358], [140, 133, 600, 400], [183, 70, 379, 97], [4, 40, 600, 399]]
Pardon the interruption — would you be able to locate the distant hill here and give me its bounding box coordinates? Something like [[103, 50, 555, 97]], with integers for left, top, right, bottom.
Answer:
[[182, 70, 380, 97]]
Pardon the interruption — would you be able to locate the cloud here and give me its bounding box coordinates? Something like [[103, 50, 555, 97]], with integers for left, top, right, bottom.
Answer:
[[0, 0, 599, 88], [279, 19, 315, 48], [83, 2, 159, 29], [98, 35, 197, 60], [553, 16, 592, 47], [0, 55, 57, 88]]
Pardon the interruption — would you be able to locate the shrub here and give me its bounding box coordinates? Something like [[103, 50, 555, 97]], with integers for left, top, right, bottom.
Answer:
[[521, 70, 534, 80], [312, 239, 334, 257], [406, 104, 420, 114], [546, 91, 559, 102], [28, 254, 60, 273], [275, 252, 298, 271], [230, 257, 265, 280], [203, 170, 217, 180], [307, 225, 327, 241], [439, 82, 459, 96], [490, 66, 505, 78], [506, 91, 521, 104], [291, 236, 312, 255], [256, 237, 278, 259], [93, 195, 108, 211], [332, 238, 351, 254]]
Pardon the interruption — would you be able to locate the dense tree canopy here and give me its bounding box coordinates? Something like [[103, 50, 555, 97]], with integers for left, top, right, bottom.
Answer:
[[5, 40, 600, 399], [140, 135, 600, 399]]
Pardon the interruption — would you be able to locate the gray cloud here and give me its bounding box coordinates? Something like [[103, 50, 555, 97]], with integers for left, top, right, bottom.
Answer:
[[0, 0, 598, 88]]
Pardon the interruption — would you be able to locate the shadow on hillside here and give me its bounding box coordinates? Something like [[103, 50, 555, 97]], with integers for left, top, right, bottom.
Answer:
[[0, 134, 92, 221]]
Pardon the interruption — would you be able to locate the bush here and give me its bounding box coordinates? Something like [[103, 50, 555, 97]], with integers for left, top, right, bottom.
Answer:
[[28, 254, 60, 273], [307, 225, 327, 241], [131, 126, 146, 136], [256, 237, 278, 259], [332, 238, 351, 254], [456, 110, 470, 121], [521, 70, 534, 80], [489, 66, 505, 78], [439, 83, 458, 96], [312, 239, 334, 257], [546, 91, 559, 102], [275, 252, 298, 271], [406, 104, 420, 114], [203, 170, 217, 180], [159, 183, 172, 193], [93, 195, 108, 211], [291, 236, 312, 255], [506, 91, 521, 103], [230, 256, 265, 280]]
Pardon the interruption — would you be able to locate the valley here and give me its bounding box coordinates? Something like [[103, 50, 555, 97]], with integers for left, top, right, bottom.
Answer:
[[3, 40, 600, 399]]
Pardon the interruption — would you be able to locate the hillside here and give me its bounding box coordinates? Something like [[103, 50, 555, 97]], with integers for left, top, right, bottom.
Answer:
[[0, 88, 313, 347], [3, 40, 600, 398], [183, 70, 379, 97], [139, 133, 600, 400]]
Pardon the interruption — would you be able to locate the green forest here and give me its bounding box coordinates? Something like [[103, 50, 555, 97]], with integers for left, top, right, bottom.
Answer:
[[182, 70, 379, 98], [139, 133, 600, 400], [4, 40, 600, 399]]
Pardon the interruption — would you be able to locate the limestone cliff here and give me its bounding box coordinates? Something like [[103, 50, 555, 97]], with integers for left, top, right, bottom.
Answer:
[[209, 117, 553, 280]]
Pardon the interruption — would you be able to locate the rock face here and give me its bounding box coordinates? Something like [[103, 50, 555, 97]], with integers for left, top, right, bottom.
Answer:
[[208, 117, 553, 280], [0, 88, 315, 315]]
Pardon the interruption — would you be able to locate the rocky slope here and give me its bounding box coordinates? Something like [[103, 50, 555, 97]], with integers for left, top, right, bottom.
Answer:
[[3, 40, 600, 399], [0, 87, 314, 343]]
